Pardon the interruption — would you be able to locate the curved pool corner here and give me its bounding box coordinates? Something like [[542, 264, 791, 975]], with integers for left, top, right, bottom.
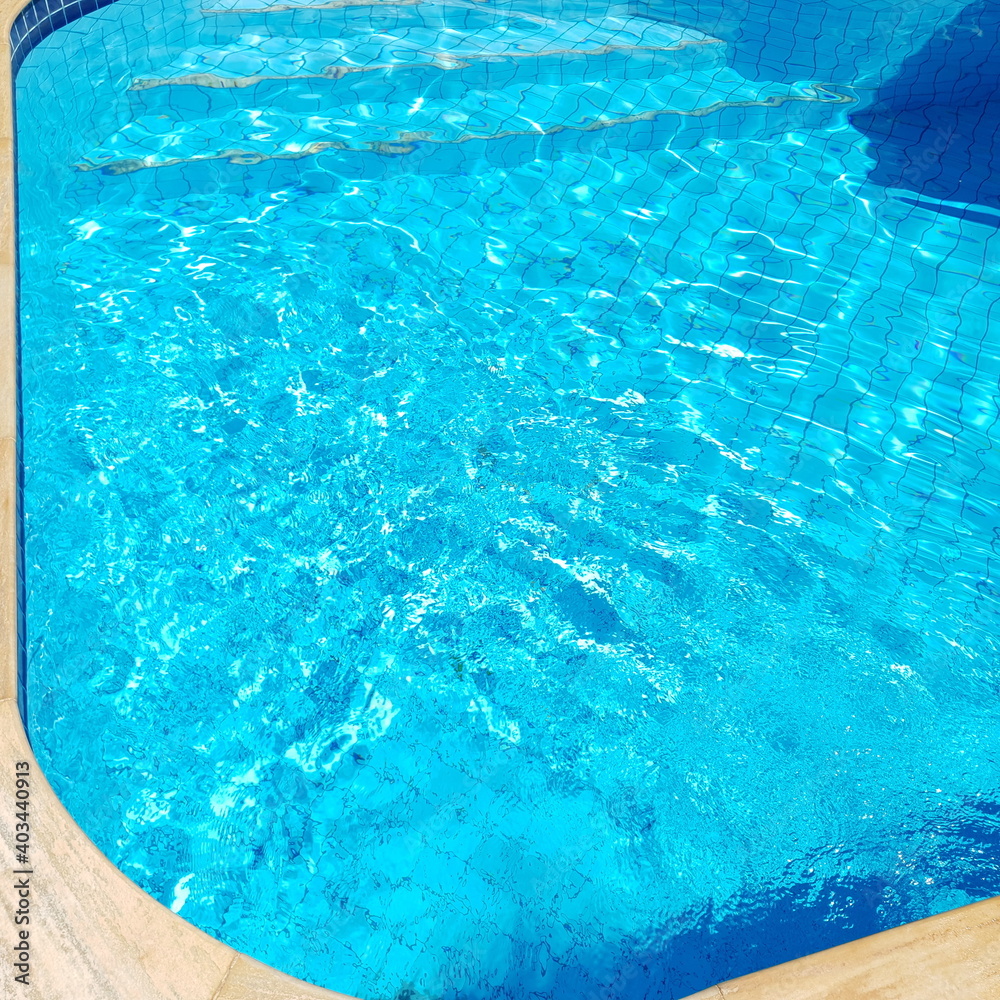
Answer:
[[0, 706, 358, 1000], [1, 0, 998, 998]]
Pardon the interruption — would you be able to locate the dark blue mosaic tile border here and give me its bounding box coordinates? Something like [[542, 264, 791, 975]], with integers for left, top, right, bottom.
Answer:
[[10, 0, 121, 75]]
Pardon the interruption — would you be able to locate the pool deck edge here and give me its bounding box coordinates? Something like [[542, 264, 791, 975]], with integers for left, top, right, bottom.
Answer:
[[1, 1, 998, 998], [0, 699, 358, 1000]]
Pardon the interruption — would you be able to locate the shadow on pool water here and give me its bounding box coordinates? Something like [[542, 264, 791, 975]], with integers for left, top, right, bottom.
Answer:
[[850, 0, 1000, 225]]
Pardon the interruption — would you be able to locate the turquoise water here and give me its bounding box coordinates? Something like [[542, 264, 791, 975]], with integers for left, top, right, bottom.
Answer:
[[16, 0, 1000, 996]]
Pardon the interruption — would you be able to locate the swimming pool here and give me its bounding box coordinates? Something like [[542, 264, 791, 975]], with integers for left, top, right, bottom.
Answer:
[[14, 0, 1000, 997]]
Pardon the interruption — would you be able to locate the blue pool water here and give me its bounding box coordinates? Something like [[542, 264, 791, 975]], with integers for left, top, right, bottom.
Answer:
[[15, 0, 1000, 996]]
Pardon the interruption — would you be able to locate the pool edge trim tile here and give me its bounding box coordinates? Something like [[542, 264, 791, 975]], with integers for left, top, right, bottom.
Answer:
[[1, 1, 998, 999]]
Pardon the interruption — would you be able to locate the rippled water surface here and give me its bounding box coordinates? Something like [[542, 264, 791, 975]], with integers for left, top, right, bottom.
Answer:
[[17, 0, 1000, 996]]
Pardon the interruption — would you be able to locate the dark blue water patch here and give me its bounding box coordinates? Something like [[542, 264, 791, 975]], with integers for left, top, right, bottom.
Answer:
[[442, 873, 942, 1000], [850, 0, 1000, 218], [502, 822, 1000, 1000], [502, 793, 1000, 1000], [553, 580, 629, 643], [895, 197, 1000, 231], [381, 804, 1000, 1000]]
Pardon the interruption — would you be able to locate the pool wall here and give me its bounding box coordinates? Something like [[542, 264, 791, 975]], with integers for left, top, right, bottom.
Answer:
[[0, 0, 998, 997]]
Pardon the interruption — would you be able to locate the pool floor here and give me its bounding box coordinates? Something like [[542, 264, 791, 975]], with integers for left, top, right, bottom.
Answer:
[[13, 0, 1000, 996]]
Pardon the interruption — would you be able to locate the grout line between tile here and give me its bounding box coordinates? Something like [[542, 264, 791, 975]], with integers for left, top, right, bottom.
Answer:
[[208, 953, 240, 1000]]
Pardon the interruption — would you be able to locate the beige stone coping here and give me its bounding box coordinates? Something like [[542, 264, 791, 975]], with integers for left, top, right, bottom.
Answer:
[[0, 1, 997, 998]]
